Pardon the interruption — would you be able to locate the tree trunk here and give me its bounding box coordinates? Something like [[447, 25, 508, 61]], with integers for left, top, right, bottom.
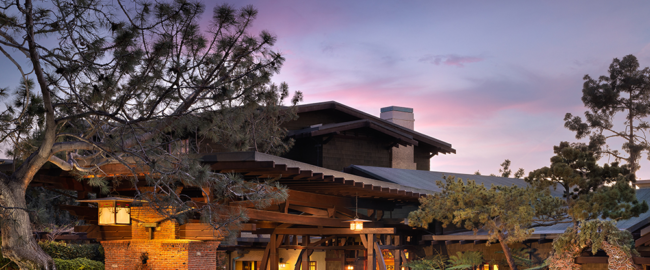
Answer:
[[496, 232, 517, 270], [0, 181, 55, 270]]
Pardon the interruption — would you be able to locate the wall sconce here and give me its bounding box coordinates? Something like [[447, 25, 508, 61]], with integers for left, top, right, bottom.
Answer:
[[346, 265, 354, 270], [404, 251, 409, 259], [279, 258, 286, 268], [78, 197, 136, 225]]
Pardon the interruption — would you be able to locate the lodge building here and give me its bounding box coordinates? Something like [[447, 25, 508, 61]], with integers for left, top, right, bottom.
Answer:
[[7, 101, 650, 270]]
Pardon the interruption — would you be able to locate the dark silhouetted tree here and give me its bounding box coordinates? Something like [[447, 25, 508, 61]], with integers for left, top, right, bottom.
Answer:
[[0, 0, 300, 268], [564, 54, 650, 176]]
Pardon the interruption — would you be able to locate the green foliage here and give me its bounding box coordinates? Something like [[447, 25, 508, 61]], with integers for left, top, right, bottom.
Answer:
[[38, 241, 104, 262], [409, 176, 565, 244], [498, 159, 525, 178], [405, 249, 448, 270], [26, 187, 78, 230], [526, 142, 648, 222], [54, 258, 104, 270], [564, 54, 650, 174], [447, 251, 483, 270], [552, 220, 635, 256]]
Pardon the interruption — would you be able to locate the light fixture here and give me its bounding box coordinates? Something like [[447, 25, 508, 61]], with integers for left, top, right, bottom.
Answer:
[[78, 197, 137, 225], [404, 250, 409, 259], [493, 265, 498, 270], [401, 267, 406, 270], [279, 258, 286, 268], [483, 264, 489, 270], [346, 265, 354, 270], [345, 193, 370, 231]]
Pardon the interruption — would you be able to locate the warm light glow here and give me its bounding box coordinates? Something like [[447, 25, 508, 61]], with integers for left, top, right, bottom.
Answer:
[[279, 263, 286, 268], [401, 267, 405, 270], [346, 265, 354, 270], [483, 264, 489, 270], [345, 218, 369, 231], [354, 221, 363, 231], [98, 201, 115, 225], [493, 265, 498, 270], [404, 251, 409, 259]]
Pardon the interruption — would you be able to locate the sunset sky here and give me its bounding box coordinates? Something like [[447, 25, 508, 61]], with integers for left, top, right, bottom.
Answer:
[[221, 0, 650, 178], [4, 1, 650, 178]]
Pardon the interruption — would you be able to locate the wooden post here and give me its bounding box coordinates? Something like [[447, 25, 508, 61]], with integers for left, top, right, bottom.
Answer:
[[367, 234, 375, 270], [270, 234, 278, 270], [374, 242, 387, 270], [393, 250, 401, 270], [301, 246, 309, 270]]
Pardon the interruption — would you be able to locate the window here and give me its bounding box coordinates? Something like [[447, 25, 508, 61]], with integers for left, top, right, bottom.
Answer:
[[169, 139, 190, 155], [242, 261, 256, 270], [308, 261, 316, 270]]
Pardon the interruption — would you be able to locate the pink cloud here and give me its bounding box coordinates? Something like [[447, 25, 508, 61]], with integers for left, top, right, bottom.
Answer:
[[419, 54, 484, 67]]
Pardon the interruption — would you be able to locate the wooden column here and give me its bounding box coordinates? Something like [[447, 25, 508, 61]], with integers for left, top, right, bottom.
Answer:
[[301, 245, 309, 270], [367, 234, 375, 270], [393, 250, 401, 270], [270, 234, 278, 270]]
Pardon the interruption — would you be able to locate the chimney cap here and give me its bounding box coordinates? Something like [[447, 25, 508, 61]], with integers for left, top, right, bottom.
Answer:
[[381, 106, 413, 113]]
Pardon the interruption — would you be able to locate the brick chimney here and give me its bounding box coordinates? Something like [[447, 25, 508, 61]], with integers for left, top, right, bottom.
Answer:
[[380, 106, 416, 170]]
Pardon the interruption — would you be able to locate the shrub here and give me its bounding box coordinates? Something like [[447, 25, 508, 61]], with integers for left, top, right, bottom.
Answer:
[[54, 258, 104, 270], [39, 241, 104, 262]]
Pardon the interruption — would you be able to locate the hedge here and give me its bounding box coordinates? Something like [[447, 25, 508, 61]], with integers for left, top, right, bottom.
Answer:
[[39, 241, 104, 262], [54, 258, 104, 270]]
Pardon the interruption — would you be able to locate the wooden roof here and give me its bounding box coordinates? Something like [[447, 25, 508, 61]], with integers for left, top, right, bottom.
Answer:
[[293, 101, 456, 154], [203, 151, 432, 201]]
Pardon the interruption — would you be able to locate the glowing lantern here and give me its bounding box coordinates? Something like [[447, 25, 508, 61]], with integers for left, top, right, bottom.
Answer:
[[345, 193, 370, 231], [346, 265, 354, 270], [78, 197, 137, 226], [493, 265, 498, 270], [279, 258, 286, 268]]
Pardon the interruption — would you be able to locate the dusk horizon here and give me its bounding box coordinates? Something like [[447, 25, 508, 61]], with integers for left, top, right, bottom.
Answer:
[[3, 0, 650, 178]]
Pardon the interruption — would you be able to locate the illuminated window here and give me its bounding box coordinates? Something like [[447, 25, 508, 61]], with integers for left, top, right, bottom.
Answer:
[[309, 261, 316, 270], [242, 261, 256, 270]]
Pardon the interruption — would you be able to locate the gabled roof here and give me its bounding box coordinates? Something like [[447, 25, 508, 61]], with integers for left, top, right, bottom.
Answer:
[[293, 101, 456, 154], [287, 119, 418, 146]]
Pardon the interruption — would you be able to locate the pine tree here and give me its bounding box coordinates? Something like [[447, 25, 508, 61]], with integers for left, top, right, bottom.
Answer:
[[408, 176, 565, 270], [564, 54, 650, 176], [526, 142, 648, 268], [0, 0, 299, 268]]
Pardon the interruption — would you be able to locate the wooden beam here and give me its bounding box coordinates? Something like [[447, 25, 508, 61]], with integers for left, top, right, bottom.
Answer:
[[243, 208, 348, 227], [261, 239, 271, 270], [289, 205, 329, 217], [393, 250, 401, 270], [374, 241, 387, 270], [637, 233, 650, 247], [633, 257, 650, 264], [273, 228, 395, 235], [270, 234, 278, 270], [301, 245, 309, 270], [367, 234, 375, 270]]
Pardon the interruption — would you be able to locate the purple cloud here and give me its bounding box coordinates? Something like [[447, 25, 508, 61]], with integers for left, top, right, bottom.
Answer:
[[419, 54, 484, 67]]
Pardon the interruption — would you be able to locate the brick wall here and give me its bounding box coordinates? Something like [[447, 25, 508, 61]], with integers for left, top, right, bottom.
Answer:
[[130, 206, 179, 240], [103, 239, 220, 270], [102, 206, 221, 269]]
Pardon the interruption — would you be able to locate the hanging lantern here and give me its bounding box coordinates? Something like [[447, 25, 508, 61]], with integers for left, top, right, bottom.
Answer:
[[279, 258, 286, 268], [345, 193, 371, 231], [346, 265, 354, 270], [78, 197, 138, 226], [345, 218, 370, 231]]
